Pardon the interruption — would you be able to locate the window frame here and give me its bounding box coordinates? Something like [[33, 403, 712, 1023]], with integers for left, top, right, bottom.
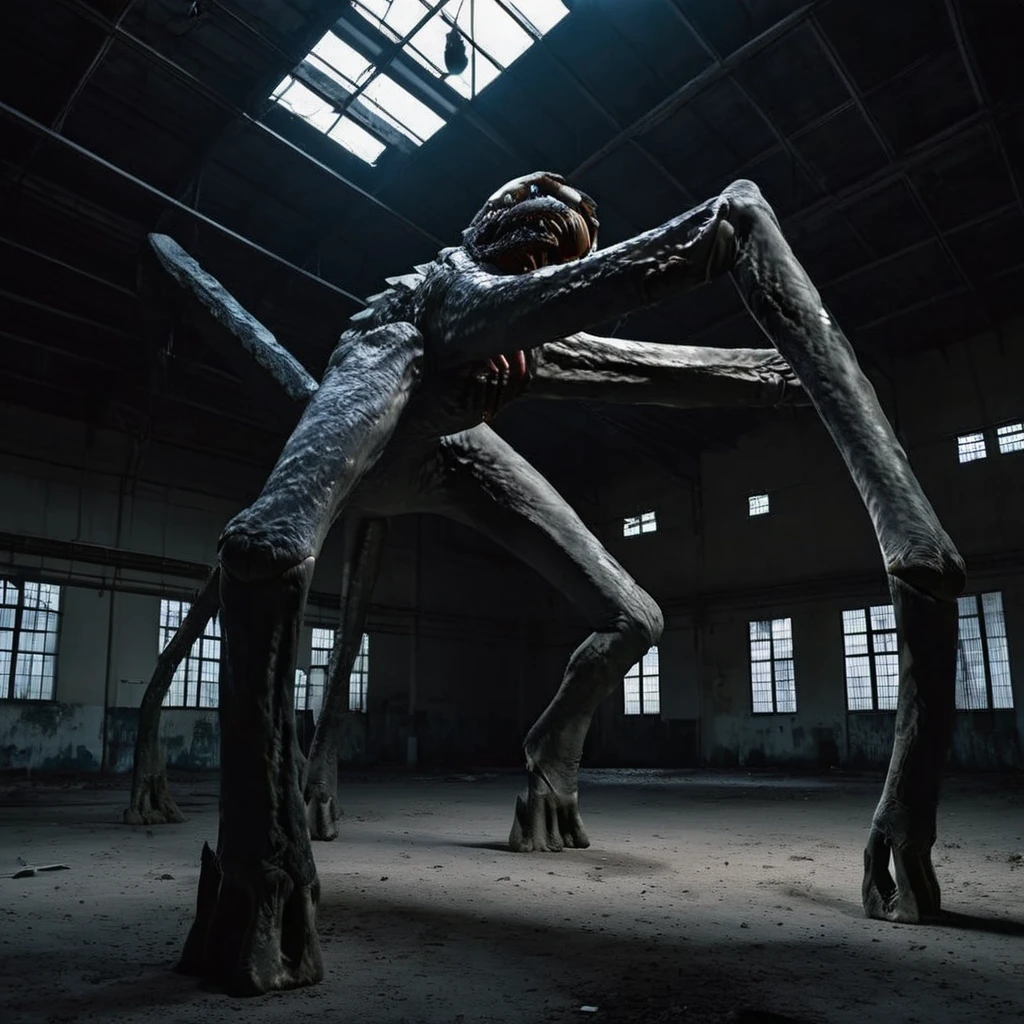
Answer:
[[749, 617, 796, 715], [623, 645, 660, 716], [158, 599, 223, 709], [623, 510, 657, 538], [955, 592, 1014, 711], [270, 2, 570, 164], [748, 493, 770, 517], [0, 578, 62, 702], [298, 626, 371, 714], [349, 632, 370, 713], [841, 603, 899, 712]]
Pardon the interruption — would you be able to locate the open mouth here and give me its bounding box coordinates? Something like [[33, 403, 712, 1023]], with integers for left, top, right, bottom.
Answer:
[[489, 205, 594, 273], [463, 172, 599, 276]]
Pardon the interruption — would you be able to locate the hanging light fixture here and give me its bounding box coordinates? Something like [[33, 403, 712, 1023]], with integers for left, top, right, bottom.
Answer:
[[444, 0, 470, 76]]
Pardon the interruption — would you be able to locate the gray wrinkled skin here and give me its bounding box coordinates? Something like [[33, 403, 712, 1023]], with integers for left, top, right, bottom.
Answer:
[[175, 173, 963, 994]]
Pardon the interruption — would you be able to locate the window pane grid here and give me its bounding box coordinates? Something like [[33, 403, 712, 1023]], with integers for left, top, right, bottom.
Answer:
[[301, 627, 336, 713], [955, 592, 1015, 711], [750, 617, 796, 714], [1, 579, 60, 701], [996, 422, 1024, 454], [842, 603, 898, 711], [349, 633, 370, 712], [276, 2, 569, 162], [623, 510, 657, 537], [957, 432, 987, 462], [623, 645, 659, 715], [160, 599, 221, 709], [748, 493, 770, 516]]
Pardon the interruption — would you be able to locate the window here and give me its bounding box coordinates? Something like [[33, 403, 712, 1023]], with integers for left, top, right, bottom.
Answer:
[[748, 493, 770, 517], [623, 511, 657, 537], [294, 669, 308, 713], [623, 645, 659, 715], [0, 579, 61, 701], [349, 633, 370, 713], [957, 432, 987, 462], [996, 422, 1024, 455], [956, 592, 1014, 710], [842, 604, 899, 711], [270, 1, 570, 164], [299, 626, 335, 717], [750, 618, 796, 714], [159, 600, 221, 708], [298, 627, 370, 714]]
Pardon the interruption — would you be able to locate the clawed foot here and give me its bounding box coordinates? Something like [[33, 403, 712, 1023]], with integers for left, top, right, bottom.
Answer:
[[509, 769, 590, 852], [180, 843, 322, 995], [304, 779, 342, 842], [123, 775, 186, 826], [862, 828, 941, 923]]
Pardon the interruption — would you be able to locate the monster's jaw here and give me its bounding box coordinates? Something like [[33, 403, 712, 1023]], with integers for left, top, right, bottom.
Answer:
[[462, 173, 599, 276]]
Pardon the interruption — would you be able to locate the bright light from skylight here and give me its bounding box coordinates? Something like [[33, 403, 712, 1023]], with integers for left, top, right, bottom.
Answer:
[[268, 0, 570, 164]]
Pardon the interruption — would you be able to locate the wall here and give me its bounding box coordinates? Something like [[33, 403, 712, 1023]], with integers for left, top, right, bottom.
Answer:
[[0, 404, 538, 772], [3, 320, 1024, 774], [558, 323, 1024, 770]]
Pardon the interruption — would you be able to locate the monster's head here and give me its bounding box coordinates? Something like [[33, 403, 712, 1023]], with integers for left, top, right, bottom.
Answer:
[[462, 171, 599, 274]]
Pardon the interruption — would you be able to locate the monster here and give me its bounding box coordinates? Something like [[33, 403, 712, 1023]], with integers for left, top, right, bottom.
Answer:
[[124, 217, 800, 830], [163, 173, 962, 995]]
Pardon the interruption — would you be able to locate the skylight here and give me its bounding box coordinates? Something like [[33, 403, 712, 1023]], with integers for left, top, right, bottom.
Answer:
[[268, 1, 570, 164]]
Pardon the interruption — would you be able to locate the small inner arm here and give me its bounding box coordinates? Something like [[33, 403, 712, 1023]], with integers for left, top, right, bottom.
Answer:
[[527, 333, 802, 409]]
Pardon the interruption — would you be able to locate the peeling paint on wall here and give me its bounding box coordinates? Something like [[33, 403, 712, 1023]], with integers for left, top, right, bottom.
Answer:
[[0, 703, 220, 772]]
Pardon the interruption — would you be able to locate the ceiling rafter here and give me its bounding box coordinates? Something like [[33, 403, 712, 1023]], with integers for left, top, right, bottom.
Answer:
[[806, 15, 978, 299], [942, 0, 1024, 223]]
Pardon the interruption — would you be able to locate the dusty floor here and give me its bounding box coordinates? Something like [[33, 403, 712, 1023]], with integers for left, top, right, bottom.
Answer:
[[0, 769, 1022, 1024]]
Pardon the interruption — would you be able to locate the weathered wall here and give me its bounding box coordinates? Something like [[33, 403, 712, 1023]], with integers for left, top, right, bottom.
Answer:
[[2, 320, 1024, 773], [0, 403, 538, 772], [557, 324, 1024, 770]]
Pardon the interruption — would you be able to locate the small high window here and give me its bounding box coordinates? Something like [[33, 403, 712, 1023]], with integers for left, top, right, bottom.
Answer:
[[842, 605, 899, 711], [623, 511, 657, 537], [956, 592, 1014, 710], [957, 432, 987, 463], [996, 422, 1024, 455], [748, 493, 770, 517], [750, 618, 796, 714], [159, 599, 221, 708], [0, 580, 61, 701], [623, 646, 659, 716]]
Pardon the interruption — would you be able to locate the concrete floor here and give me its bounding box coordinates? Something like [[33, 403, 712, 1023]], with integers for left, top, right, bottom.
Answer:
[[0, 769, 1022, 1024]]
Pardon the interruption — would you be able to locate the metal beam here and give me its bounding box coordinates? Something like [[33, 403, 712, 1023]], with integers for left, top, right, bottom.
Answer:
[[570, 3, 819, 178], [943, 0, 1024, 224], [52, 0, 141, 131], [54, 0, 444, 249], [807, 16, 977, 296], [0, 287, 138, 341], [0, 236, 136, 297], [0, 99, 366, 306]]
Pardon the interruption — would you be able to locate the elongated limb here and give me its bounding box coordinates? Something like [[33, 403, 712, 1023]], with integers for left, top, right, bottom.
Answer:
[[709, 180, 963, 919], [433, 195, 735, 362], [527, 333, 803, 408], [147, 233, 318, 402], [180, 324, 422, 995], [124, 568, 220, 826], [304, 516, 387, 841], [863, 578, 957, 921], [424, 424, 662, 852]]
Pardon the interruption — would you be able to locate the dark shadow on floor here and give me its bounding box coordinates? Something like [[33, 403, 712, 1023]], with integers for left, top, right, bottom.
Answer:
[[930, 910, 1024, 936]]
